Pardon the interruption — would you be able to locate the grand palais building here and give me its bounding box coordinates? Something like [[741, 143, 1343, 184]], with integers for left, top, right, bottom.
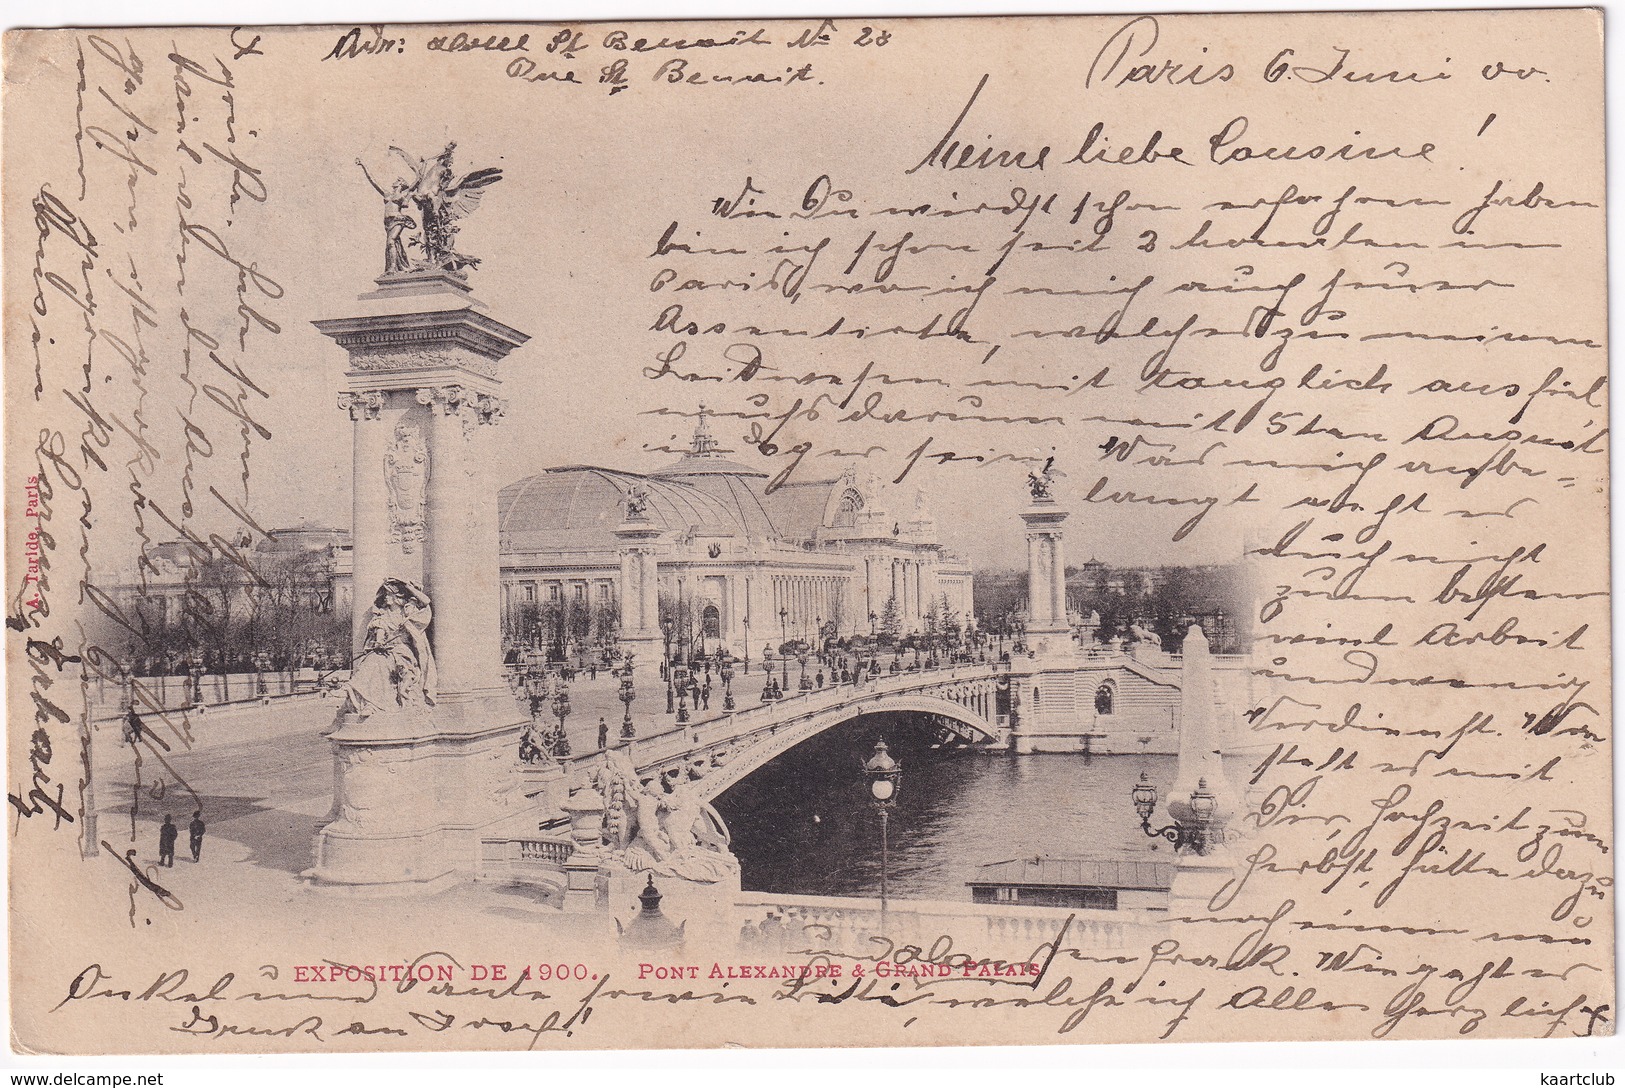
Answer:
[[494, 412, 975, 657]]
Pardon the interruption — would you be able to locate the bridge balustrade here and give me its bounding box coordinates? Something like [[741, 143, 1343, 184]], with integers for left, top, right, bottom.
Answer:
[[617, 663, 1003, 780], [477, 832, 577, 884], [734, 890, 1159, 963]]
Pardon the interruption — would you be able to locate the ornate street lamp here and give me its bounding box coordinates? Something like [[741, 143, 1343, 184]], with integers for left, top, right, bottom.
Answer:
[[1131, 772, 1225, 855], [720, 652, 735, 711], [674, 661, 691, 723], [550, 684, 573, 760], [863, 738, 903, 937], [778, 607, 788, 648], [797, 647, 811, 691], [742, 618, 751, 673], [618, 664, 636, 740], [869, 611, 877, 637], [763, 645, 777, 700]]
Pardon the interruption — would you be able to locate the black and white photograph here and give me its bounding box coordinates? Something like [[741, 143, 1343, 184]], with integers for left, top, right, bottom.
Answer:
[[2, 5, 1613, 1070]]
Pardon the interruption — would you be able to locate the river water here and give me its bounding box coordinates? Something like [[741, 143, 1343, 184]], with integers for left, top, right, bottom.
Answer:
[[712, 712, 1185, 901]]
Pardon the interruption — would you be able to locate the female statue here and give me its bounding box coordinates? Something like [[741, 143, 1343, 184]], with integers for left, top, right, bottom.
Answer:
[[356, 159, 418, 274], [345, 579, 436, 716]]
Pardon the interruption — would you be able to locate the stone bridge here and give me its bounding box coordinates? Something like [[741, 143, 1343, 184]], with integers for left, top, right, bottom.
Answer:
[[569, 663, 1004, 803]]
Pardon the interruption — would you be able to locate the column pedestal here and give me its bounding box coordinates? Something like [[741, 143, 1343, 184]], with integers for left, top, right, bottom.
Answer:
[[1167, 624, 1238, 915], [615, 514, 665, 690], [1019, 498, 1073, 655], [307, 273, 534, 891], [1169, 848, 1238, 916], [1012, 497, 1077, 753]]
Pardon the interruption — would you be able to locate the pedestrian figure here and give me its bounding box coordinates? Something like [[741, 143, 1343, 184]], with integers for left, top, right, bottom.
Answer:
[[598, 717, 609, 751], [124, 706, 144, 746], [700, 684, 710, 710], [189, 810, 206, 862], [815, 670, 825, 689], [158, 815, 178, 867]]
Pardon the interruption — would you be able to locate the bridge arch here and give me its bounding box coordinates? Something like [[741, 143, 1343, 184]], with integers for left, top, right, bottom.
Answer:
[[691, 690, 1000, 803]]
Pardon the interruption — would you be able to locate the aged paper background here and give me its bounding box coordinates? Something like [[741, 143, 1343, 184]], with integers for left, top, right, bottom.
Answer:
[[3, 9, 1613, 1056]]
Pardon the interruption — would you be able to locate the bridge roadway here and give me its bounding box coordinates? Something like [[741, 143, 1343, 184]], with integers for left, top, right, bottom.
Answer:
[[553, 661, 1006, 803]]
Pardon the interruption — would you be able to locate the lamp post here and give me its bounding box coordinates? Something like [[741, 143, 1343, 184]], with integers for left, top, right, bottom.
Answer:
[[779, 606, 788, 649], [1131, 771, 1224, 855], [743, 617, 751, 673], [550, 683, 572, 761], [797, 647, 811, 691], [618, 663, 636, 740], [863, 738, 902, 938], [674, 661, 691, 723], [763, 645, 777, 701], [721, 652, 735, 711]]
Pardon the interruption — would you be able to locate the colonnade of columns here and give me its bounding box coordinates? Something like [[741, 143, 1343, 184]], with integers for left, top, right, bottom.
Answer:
[[767, 572, 848, 640], [858, 555, 940, 629]]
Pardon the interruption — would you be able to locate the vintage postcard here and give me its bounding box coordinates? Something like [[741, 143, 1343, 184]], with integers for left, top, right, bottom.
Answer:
[[3, 10, 1611, 1055]]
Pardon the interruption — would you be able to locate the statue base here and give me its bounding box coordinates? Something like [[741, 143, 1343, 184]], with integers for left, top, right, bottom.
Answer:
[[1167, 846, 1238, 918], [306, 690, 528, 891], [1006, 646, 1080, 755], [361, 269, 475, 304]]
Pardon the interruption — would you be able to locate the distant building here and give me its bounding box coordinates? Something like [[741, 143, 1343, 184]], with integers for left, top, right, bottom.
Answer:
[[100, 520, 353, 669], [495, 410, 974, 656], [100, 415, 976, 666], [968, 856, 1173, 912]]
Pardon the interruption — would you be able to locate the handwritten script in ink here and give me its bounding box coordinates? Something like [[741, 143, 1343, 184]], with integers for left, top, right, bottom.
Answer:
[[4, 14, 1610, 1053]]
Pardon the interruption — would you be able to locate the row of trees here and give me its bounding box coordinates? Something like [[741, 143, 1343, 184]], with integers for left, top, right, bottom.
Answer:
[[105, 549, 352, 676], [972, 562, 1250, 655], [870, 591, 965, 645], [503, 597, 620, 659]]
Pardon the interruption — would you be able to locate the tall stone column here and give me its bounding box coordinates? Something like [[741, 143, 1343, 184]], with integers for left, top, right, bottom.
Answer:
[[863, 557, 874, 621], [1026, 536, 1043, 626], [339, 390, 387, 654], [417, 386, 489, 694], [616, 510, 664, 682], [1050, 528, 1068, 626], [308, 272, 533, 892]]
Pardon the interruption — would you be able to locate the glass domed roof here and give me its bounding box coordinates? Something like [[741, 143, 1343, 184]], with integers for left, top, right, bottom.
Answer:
[[498, 466, 778, 553]]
